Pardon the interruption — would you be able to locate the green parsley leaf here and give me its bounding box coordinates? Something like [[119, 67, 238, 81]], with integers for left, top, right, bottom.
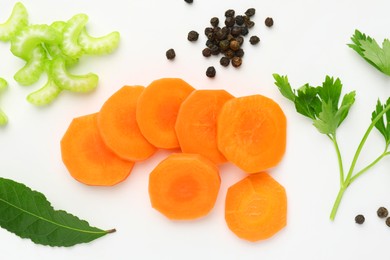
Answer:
[[273, 74, 296, 102], [348, 29, 390, 76], [371, 97, 390, 146]]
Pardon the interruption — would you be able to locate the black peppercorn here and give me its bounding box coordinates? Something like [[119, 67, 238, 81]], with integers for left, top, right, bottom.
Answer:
[[229, 40, 240, 51], [245, 20, 255, 29], [231, 56, 242, 68], [265, 17, 274, 27], [231, 26, 241, 37], [220, 57, 230, 67], [235, 15, 244, 26], [235, 48, 244, 58], [225, 9, 235, 17], [184, 0, 193, 3], [240, 26, 249, 36], [386, 217, 390, 227], [206, 66, 216, 77], [249, 35, 260, 45], [377, 207, 389, 218], [225, 17, 236, 27], [204, 27, 213, 36], [188, 30, 199, 41], [216, 29, 228, 40], [202, 48, 211, 57], [206, 39, 215, 48], [236, 36, 244, 46], [355, 214, 365, 224], [210, 45, 220, 55], [245, 8, 256, 17], [224, 49, 235, 59], [165, 48, 176, 60], [210, 17, 219, 27], [219, 40, 230, 51]]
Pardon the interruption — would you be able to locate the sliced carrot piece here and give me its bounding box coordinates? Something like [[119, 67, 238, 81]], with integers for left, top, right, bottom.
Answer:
[[217, 95, 287, 173], [175, 89, 234, 164], [225, 172, 287, 242], [61, 113, 134, 186], [136, 78, 195, 149], [97, 86, 157, 161], [149, 153, 221, 220]]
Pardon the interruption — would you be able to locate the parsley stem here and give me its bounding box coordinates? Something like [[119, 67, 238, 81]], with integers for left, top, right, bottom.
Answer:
[[330, 185, 346, 221], [349, 151, 390, 184], [330, 134, 345, 185]]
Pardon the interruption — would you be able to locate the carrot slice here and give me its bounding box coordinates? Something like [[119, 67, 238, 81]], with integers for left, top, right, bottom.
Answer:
[[149, 153, 221, 220], [217, 95, 287, 173], [61, 113, 134, 186], [136, 78, 195, 149], [175, 89, 234, 164], [225, 172, 287, 242], [97, 86, 157, 161]]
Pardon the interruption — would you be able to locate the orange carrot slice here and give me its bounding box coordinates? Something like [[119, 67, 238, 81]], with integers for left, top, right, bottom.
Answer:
[[97, 85, 157, 161], [175, 89, 234, 164], [225, 172, 287, 242], [149, 153, 221, 220], [136, 78, 195, 149], [217, 95, 287, 173], [61, 113, 134, 186]]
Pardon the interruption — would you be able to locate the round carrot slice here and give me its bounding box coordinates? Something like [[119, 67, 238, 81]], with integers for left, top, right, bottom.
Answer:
[[136, 78, 195, 149], [149, 153, 221, 220], [97, 86, 157, 161], [175, 89, 234, 164], [217, 94, 287, 173], [61, 113, 134, 186], [225, 172, 287, 242]]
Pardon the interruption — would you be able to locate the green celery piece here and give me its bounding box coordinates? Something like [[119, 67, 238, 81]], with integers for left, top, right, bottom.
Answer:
[[348, 29, 390, 76], [27, 77, 62, 106], [273, 74, 296, 102], [0, 78, 8, 126], [14, 45, 46, 86], [295, 84, 322, 120], [0, 2, 28, 41], [0, 177, 115, 247], [78, 29, 120, 55], [60, 14, 88, 59], [371, 97, 390, 146], [50, 57, 98, 93], [10, 24, 61, 60]]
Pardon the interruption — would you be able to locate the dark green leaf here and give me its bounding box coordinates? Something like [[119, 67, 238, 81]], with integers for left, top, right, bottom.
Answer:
[[295, 84, 321, 120], [337, 91, 356, 126], [371, 97, 390, 145], [273, 74, 296, 102], [317, 76, 342, 111], [0, 177, 115, 247]]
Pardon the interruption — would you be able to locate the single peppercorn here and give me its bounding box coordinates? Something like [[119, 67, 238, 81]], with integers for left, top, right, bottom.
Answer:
[[245, 8, 256, 17], [165, 48, 176, 60], [188, 30, 199, 41], [377, 207, 389, 218], [229, 40, 240, 51], [236, 36, 244, 46], [386, 217, 390, 227], [184, 0, 193, 3], [206, 66, 216, 77], [240, 26, 249, 36], [219, 40, 230, 51], [235, 15, 244, 26], [204, 27, 213, 36], [245, 20, 255, 29], [202, 48, 211, 57], [231, 26, 241, 37], [210, 17, 219, 27], [225, 16, 235, 27], [220, 57, 230, 67], [225, 9, 235, 17], [210, 45, 220, 55], [249, 35, 260, 45], [224, 49, 235, 59], [235, 48, 244, 57], [231, 56, 242, 68], [265, 17, 274, 27], [355, 214, 365, 224], [216, 29, 228, 40]]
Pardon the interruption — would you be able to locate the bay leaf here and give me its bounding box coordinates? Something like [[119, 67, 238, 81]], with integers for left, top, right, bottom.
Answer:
[[0, 177, 115, 247]]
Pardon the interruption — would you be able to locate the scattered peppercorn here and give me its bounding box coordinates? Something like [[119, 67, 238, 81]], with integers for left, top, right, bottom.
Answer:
[[240, 26, 249, 36], [220, 57, 230, 67], [235, 15, 244, 26], [224, 16, 235, 27], [165, 48, 176, 60], [249, 35, 260, 45], [231, 56, 242, 68], [202, 48, 211, 57], [229, 40, 240, 51], [235, 48, 244, 57], [245, 8, 256, 17], [187, 30, 199, 41], [355, 214, 365, 224], [386, 217, 390, 227], [377, 207, 389, 218], [231, 26, 242, 37], [210, 17, 219, 27], [245, 20, 255, 29], [219, 40, 230, 51], [265, 17, 274, 27], [184, 0, 193, 3], [206, 66, 216, 77]]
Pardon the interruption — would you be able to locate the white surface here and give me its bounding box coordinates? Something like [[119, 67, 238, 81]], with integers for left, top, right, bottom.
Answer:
[[0, 0, 390, 259]]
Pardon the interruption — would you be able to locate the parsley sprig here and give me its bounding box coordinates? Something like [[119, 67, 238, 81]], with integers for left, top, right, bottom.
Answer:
[[274, 74, 390, 220]]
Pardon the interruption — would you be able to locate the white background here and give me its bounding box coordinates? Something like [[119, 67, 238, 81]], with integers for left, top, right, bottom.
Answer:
[[0, 0, 390, 259]]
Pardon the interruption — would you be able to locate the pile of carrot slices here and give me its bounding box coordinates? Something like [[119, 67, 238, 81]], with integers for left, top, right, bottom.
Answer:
[[60, 78, 288, 242]]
